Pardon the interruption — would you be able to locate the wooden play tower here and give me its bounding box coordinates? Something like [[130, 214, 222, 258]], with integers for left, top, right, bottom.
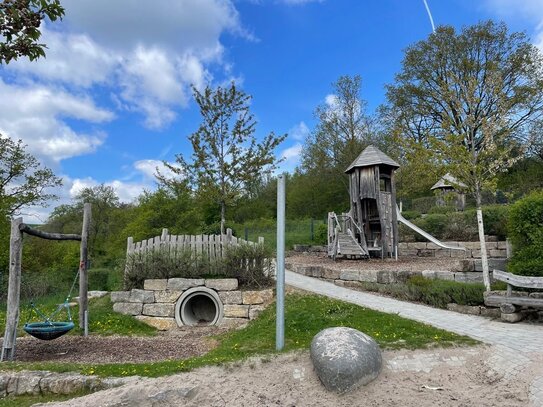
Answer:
[[328, 145, 400, 259]]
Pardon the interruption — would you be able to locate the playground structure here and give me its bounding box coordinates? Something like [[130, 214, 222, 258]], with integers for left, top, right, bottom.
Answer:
[[328, 146, 464, 260], [1, 204, 91, 362], [431, 173, 466, 211]]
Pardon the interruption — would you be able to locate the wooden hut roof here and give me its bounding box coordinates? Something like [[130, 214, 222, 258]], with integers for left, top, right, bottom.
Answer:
[[431, 173, 467, 190], [345, 145, 400, 173]]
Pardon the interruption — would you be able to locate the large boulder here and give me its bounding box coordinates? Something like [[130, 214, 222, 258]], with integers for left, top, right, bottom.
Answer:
[[310, 327, 382, 393]]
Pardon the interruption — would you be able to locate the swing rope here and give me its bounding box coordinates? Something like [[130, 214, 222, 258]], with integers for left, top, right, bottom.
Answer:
[[25, 268, 80, 326]]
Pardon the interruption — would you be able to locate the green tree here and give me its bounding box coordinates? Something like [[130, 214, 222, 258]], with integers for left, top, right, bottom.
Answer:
[[385, 21, 543, 289], [0, 137, 62, 216], [0, 0, 64, 64], [161, 83, 286, 234]]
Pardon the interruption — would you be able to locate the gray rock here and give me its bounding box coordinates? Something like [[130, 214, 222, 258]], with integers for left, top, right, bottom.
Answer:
[[130, 289, 154, 303], [167, 278, 205, 291], [205, 278, 238, 291], [154, 290, 183, 303], [144, 279, 168, 291], [142, 303, 175, 317], [113, 302, 143, 315], [310, 327, 382, 393], [110, 291, 130, 303], [219, 290, 243, 304], [339, 270, 360, 281]]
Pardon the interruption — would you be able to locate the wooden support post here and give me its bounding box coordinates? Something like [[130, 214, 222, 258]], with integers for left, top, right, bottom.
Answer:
[[1, 217, 23, 362], [79, 203, 91, 331]]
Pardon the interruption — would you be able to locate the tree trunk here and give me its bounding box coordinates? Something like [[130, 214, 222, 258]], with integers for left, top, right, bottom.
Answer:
[[475, 186, 491, 291], [220, 201, 226, 235]]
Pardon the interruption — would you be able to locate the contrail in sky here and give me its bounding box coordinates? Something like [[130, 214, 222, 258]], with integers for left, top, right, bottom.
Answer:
[[422, 0, 436, 33]]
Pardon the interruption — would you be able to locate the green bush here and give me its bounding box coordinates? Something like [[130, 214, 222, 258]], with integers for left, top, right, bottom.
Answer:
[[412, 214, 448, 240], [411, 196, 435, 214], [428, 205, 457, 215], [406, 276, 486, 308], [124, 244, 274, 290], [401, 210, 421, 220], [507, 190, 543, 277], [314, 223, 328, 245]]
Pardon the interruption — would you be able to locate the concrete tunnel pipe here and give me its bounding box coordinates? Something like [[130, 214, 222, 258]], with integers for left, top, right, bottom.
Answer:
[[175, 287, 224, 326]]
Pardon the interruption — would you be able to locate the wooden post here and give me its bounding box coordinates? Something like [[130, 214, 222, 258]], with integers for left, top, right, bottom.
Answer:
[[1, 217, 23, 361], [79, 203, 91, 330]]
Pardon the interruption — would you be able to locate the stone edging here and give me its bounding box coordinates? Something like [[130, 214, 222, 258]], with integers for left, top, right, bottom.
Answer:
[[0, 370, 138, 398]]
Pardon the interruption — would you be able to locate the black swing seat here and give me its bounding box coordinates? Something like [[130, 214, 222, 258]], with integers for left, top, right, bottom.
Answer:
[[23, 321, 75, 341]]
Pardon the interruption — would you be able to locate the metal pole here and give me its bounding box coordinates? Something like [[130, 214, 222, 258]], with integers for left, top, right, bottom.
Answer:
[[84, 310, 89, 337], [276, 173, 286, 351]]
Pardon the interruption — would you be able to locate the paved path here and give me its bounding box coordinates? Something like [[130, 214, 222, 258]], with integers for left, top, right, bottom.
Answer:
[[286, 270, 543, 406]]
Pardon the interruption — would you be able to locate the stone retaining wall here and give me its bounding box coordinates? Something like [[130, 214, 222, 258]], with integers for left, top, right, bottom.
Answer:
[[398, 240, 508, 259], [286, 262, 486, 285], [0, 370, 136, 398], [111, 278, 273, 330]]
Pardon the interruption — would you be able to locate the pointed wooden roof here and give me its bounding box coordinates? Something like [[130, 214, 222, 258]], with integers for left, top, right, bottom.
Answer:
[[345, 145, 400, 173], [431, 173, 467, 190]]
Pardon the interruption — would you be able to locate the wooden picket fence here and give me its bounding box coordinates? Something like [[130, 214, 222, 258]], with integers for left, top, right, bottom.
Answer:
[[126, 228, 264, 261]]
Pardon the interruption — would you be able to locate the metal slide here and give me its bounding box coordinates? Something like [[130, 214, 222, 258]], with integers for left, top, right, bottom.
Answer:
[[396, 205, 465, 251]]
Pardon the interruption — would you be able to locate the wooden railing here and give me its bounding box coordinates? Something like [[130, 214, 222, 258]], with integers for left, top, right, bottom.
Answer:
[[126, 228, 264, 260]]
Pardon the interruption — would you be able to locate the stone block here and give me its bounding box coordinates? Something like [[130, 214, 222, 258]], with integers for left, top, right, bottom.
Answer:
[[486, 241, 498, 250], [249, 305, 266, 320], [501, 312, 525, 323], [472, 249, 481, 258], [474, 259, 507, 272], [434, 249, 451, 258], [219, 290, 243, 304], [340, 270, 360, 281], [434, 271, 455, 281], [205, 278, 238, 291], [417, 250, 434, 257], [452, 260, 475, 272], [359, 270, 379, 283], [14, 372, 42, 395], [154, 290, 183, 303], [462, 242, 481, 250], [310, 327, 382, 393], [399, 249, 418, 257], [310, 266, 323, 278], [242, 290, 268, 305], [454, 272, 483, 283], [322, 267, 341, 280], [135, 316, 177, 330], [167, 278, 204, 291], [446, 303, 481, 315], [395, 270, 420, 283], [497, 241, 507, 249], [377, 270, 395, 284], [113, 302, 142, 315], [409, 242, 427, 250], [480, 307, 501, 318], [486, 235, 498, 242], [143, 303, 175, 317], [130, 289, 154, 303], [450, 249, 468, 258], [110, 291, 130, 303], [398, 242, 409, 250], [421, 270, 436, 279], [144, 279, 168, 291], [489, 249, 507, 258], [224, 304, 249, 318]]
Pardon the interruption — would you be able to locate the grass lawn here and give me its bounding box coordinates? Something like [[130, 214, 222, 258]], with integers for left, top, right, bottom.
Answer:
[[0, 293, 477, 378]]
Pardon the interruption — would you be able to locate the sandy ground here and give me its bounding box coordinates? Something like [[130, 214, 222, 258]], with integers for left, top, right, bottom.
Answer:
[[36, 345, 531, 407], [287, 253, 458, 272]]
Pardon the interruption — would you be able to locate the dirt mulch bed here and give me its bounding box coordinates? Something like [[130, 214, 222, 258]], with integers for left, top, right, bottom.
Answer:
[[287, 252, 458, 272], [6, 327, 228, 364]]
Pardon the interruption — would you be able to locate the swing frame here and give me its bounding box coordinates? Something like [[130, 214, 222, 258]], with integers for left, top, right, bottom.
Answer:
[[1, 203, 91, 361]]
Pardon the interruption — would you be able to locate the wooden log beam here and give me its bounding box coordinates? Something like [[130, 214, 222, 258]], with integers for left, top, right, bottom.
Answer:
[[493, 269, 543, 289], [1, 218, 23, 362], [485, 294, 543, 308], [19, 224, 81, 241], [79, 203, 91, 330]]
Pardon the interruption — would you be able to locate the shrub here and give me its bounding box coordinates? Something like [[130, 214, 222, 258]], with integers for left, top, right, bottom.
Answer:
[[401, 210, 421, 220], [314, 223, 328, 245], [508, 190, 543, 277], [411, 196, 435, 214], [412, 214, 448, 240], [124, 244, 274, 290], [428, 205, 457, 215], [406, 276, 486, 308]]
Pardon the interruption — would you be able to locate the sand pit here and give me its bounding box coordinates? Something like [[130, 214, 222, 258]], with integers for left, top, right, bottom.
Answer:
[[38, 345, 531, 407]]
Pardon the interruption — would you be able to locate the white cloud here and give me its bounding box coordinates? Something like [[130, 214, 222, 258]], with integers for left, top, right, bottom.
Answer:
[[288, 121, 310, 141], [0, 80, 113, 164], [278, 142, 303, 173], [134, 159, 182, 181]]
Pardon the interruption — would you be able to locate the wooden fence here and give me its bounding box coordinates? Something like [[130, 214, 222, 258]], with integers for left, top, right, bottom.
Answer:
[[126, 228, 264, 260]]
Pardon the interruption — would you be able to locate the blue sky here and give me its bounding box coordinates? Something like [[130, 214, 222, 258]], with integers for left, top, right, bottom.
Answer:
[[1, 0, 543, 221]]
